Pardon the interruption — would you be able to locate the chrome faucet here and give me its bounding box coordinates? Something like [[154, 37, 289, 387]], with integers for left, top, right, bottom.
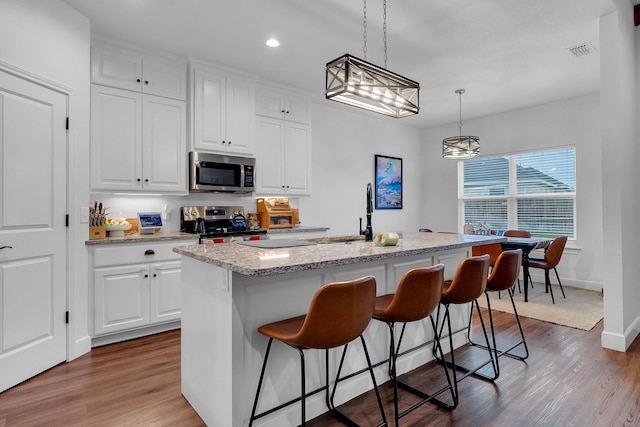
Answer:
[[359, 183, 373, 241]]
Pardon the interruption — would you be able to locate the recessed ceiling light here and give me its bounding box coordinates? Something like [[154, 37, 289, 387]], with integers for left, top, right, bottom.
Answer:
[[266, 38, 280, 48]]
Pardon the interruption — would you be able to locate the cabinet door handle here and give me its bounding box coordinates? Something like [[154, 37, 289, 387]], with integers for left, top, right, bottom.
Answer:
[[137, 178, 141, 182], [144, 249, 155, 255], [144, 80, 149, 85], [152, 273, 157, 278], [227, 141, 231, 145], [136, 78, 141, 83], [144, 274, 149, 278], [0, 245, 13, 250], [144, 178, 149, 182]]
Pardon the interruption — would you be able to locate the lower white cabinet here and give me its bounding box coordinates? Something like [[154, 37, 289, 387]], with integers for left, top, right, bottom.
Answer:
[[91, 240, 195, 338]]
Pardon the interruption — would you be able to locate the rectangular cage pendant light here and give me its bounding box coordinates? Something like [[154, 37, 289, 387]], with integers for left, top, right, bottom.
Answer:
[[326, 54, 420, 118]]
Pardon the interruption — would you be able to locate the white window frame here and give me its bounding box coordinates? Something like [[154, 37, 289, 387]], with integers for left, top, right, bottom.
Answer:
[[457, 146, 576, 238]]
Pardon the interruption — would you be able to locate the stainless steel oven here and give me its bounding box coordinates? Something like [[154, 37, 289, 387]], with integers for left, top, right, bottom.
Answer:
[[189, 151, 255, 193]]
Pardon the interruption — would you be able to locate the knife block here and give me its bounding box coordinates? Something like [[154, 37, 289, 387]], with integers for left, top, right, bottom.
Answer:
[[89, 225, 106, 240]]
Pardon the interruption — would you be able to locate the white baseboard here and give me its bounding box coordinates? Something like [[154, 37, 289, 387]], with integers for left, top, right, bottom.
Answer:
[[91, 321, 181, 347]]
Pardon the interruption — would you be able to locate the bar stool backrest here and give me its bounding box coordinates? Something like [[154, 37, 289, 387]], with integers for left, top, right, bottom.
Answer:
[[378, 264, 444, 323], [296, 275, 377, 349], [471, 243, 502, 266], [487, 249, 522, 292], [441, 255, 490, 304]]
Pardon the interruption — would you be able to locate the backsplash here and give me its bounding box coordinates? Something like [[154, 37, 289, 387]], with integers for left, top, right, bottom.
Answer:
[[89, 193, 299, 232]]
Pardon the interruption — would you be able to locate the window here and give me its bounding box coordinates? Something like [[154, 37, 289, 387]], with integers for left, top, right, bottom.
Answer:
[[458, 147, 575, 238]]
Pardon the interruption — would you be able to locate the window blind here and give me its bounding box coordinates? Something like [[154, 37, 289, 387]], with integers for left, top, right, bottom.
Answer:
[[459, 147, 575, 238]]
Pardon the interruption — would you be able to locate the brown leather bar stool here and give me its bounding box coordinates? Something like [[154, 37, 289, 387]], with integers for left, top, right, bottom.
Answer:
[[468, 250, 529, 366], [248, 276, 387, 427], [434, 254, 498, 383], [471, 243, 502, 268], [503, 230, 531, 293], [528, 236, 568, 303], [373, 264, 456, 425]]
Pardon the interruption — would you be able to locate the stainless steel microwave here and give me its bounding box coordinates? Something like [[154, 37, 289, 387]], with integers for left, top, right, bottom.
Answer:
[[189, 152, 255, 193]]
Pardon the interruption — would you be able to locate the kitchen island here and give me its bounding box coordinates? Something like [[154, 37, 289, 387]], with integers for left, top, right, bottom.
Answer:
[[174, 232, 504, 427]]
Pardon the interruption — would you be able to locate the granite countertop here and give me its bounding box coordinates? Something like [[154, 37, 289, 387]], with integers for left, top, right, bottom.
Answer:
[[85, 231, 198, 245], [85, 226, 330, 245], [264, 226, 330, 234], [173, 232, 506, 276]]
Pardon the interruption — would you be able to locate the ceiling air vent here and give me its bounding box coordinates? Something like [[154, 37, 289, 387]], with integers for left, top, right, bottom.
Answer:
[[567, 43, 596, 57]]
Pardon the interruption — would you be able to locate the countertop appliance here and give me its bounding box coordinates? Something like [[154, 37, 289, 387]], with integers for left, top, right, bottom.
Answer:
[[256, 197, 300, 229], [189, 151, 255, 194], [180, 205, 267, 243]]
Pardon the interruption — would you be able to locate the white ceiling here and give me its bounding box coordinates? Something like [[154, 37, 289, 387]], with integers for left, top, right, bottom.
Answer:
[[62, 0, 616, 129]]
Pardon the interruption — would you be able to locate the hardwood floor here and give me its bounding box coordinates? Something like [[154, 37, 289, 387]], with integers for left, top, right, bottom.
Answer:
[[1, 310, 639, 426]]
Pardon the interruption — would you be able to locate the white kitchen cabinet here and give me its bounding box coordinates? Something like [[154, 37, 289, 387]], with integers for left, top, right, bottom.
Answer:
[[256, 86, 311, 124], [91, 240, 196, 340], [91, 44, 187, 100], [255, 116, 311, 196], [191, 64, 255, 155], [90, 85, 187, 193]]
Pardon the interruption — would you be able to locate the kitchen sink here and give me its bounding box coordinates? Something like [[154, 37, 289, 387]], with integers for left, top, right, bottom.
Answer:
[[302, 235, 366, 244]]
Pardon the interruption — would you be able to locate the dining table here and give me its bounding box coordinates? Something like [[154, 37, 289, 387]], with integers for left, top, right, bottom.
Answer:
[[501, 237, 552, 302]]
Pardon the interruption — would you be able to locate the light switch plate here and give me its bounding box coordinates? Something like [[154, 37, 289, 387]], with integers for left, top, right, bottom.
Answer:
[[80, 207, 89, 223]]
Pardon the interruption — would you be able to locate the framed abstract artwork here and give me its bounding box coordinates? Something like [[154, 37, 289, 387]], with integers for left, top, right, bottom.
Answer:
[[375, 154, 403, 209]]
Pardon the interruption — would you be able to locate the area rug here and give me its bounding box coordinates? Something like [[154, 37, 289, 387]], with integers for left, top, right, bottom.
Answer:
[[477, 283, 603, 331]]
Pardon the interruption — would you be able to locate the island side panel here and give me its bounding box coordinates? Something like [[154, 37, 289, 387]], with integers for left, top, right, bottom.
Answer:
[[181, 256, 237, 427]]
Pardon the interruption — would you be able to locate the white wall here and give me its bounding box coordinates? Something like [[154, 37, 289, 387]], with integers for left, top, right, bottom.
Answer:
[[420, 93, 604, 291], [599, 0, 640, 352], [0, 0, 91, 359], [297, 101, 423, 237]]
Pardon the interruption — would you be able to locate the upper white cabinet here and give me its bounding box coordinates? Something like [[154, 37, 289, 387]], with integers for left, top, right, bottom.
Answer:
[[91, 44, 187, 100], [90, 85, 187, 193], [90, 43, 188, 193], [255, 116, 311, 196], [256, 87, 311, 124], [191, 62, 255, 155]]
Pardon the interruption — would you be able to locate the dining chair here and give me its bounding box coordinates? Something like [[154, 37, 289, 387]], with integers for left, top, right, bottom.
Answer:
[[528, 236, 568, 304], [373, 264, 457, 424], [503, 230, 531, 238], [248, 276, 387, 427]]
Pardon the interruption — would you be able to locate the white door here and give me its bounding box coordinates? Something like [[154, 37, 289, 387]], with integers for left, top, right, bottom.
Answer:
[[0, 69, 67, 392]]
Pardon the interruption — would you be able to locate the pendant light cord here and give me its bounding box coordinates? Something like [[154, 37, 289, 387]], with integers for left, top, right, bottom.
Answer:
[[458, 91, 463, 136], [362, 0, 388, 68], [383, 0, 387, 68], [363, 0, 367, 61]]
